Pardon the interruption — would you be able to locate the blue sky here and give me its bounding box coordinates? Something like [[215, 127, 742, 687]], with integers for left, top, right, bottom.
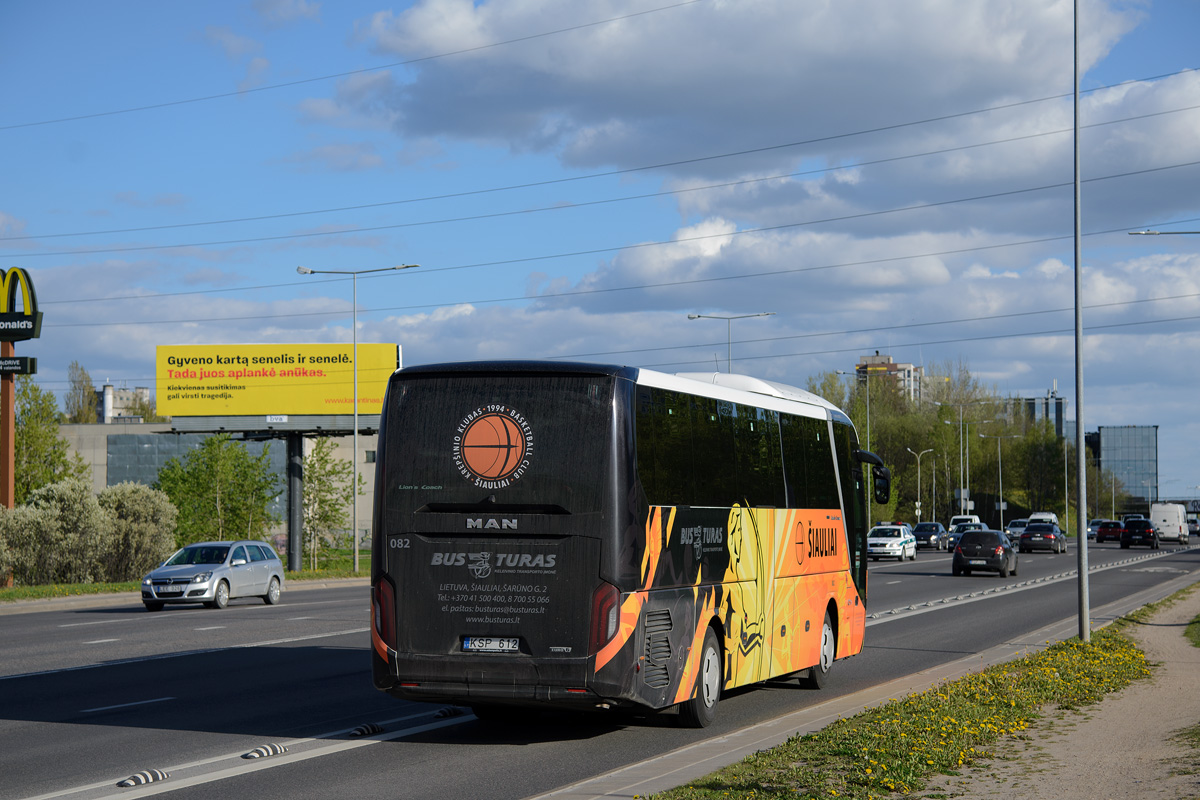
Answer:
[[2, 0, 1199, 502]]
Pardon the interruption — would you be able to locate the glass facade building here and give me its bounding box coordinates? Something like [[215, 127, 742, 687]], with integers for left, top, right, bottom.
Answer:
[[1098, 425, 1159, 502]]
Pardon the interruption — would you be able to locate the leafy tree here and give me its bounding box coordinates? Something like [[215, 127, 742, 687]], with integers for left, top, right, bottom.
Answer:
[[13, 375, 89, 505], [154, 434, 280, 546], [805, 371, 846, 409], [64, 361, 98, 423], [301, 436, 356, 569]]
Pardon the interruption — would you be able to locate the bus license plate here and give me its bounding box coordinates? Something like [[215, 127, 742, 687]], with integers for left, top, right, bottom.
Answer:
[[464, 637, 519, 653]]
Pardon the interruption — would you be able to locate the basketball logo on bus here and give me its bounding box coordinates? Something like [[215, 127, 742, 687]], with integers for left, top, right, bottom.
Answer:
[[452, 406, 534, 489]]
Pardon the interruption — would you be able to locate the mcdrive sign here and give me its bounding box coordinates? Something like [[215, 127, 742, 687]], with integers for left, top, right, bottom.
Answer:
[[0, 268, 42, 342]]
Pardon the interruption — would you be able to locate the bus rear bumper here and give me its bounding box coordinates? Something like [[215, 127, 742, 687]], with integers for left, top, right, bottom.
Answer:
[[377, 653, 631, 709]]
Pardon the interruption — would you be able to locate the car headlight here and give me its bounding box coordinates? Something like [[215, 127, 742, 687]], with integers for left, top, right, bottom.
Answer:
[[142, 577, 152, 586], [191, 572, 213, 583]]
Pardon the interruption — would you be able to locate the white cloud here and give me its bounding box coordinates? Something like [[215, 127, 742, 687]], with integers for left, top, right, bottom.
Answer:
[[205, 26, 261, 60]]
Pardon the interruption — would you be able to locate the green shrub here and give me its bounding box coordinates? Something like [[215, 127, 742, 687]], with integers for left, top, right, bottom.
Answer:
[[97, 482, 178, 582], [0, 505, 64, 586], [24, 479, 108, 584], [0, 478, 180, 587]]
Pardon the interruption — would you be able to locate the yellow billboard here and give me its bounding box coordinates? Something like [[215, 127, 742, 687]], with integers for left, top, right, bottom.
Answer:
[[157, 343, 399, 417]]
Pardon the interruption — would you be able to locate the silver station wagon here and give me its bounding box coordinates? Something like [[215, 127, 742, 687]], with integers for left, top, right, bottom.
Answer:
[[141, 540, 285, 611]]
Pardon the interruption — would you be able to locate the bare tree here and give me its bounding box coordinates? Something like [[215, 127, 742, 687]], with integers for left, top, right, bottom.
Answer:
[[64, 361, 98, 424]]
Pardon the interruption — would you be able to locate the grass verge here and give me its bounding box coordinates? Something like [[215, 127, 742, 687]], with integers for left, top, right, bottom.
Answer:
[[652, 627, 1150, 800], [0, 550, 370, 603]]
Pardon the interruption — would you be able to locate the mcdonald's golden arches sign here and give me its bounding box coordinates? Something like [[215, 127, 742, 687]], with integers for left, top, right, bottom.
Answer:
[[0, 268, 42, 342]]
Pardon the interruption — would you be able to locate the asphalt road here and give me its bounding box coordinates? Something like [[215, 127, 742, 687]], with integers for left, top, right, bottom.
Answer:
[[2, 540, 1196, 800]]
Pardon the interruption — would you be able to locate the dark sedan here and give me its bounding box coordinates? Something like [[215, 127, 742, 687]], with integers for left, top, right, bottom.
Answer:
[[1121, 519, 1160, 549], [952, 530, 1018, 578], [1095, 520, 1124, 544], [913, 521, 949, 550], [1019, 522, 1068, 553]]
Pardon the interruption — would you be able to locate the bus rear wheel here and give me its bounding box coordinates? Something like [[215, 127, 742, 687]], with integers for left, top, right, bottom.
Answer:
[[677, 627, 721, 728], [801, 611, 835, 690]]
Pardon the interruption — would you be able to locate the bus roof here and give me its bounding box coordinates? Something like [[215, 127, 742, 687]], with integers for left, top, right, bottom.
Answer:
[[393, 360, 851, 426]]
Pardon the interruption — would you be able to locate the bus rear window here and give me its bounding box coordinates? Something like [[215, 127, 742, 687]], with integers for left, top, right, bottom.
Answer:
[[383, 374, 614, 514]]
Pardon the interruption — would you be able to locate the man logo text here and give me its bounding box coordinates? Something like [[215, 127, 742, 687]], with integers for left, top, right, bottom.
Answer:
[[467, 518, 517, 530]]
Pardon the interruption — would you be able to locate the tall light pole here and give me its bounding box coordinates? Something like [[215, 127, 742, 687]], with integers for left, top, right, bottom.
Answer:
[[687, 312, 774, 373], [907, 447, 932, 521], [298, 264, 419, 573], [980, 433, 1019, 530]]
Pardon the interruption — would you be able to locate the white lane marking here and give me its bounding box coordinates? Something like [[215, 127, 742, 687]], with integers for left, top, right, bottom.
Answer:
[[193, 626, 225, 631], [82, 639, 119, 645], [54, 597, 348, 628], [81, 697, 175, 714], [0, 627, 369, 682], [23, 709, 469, 800]]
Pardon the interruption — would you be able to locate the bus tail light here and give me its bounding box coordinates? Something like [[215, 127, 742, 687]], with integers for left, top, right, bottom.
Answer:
[[589, 581, 620, 655], [373, 580, 396, 651]]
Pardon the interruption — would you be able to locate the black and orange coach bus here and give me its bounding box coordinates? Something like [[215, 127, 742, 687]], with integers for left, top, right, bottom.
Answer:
[[370, 361, 889, 726]]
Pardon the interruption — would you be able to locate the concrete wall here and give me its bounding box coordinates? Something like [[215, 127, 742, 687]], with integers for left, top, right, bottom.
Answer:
[[60, 423, 377, 541]]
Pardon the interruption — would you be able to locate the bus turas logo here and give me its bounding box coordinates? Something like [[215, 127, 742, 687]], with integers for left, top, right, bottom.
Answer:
[[429, 551, 556, 576], [0, 267, 42, 342], [467, 552, 492, 579], [452, 405, 534, 488]]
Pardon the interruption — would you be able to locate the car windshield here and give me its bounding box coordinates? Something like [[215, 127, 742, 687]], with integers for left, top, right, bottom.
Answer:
[[166, 546, 230, 566], [870, 528, 901, 538], [960, 532, 1000, 547], [914, 523, 939, 532], [1026, 524, 1053, 533]]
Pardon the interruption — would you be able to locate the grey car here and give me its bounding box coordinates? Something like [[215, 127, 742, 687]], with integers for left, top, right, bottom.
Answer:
[[952, 530, 1018, 578], [141, 540, 285, 611]]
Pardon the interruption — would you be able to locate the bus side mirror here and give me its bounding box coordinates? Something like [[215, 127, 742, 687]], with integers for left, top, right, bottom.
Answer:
[[872, 464, 891, 505], [854, 450, 891, 505]]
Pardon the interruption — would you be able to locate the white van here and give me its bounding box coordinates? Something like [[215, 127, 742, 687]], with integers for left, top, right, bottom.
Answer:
[[1028, 511, 1060, 528], [1151, 502, 1189, 544], [948, 514, 981, 529]]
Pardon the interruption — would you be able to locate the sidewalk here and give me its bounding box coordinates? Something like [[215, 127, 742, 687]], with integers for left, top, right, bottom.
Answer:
[[925, 585, 1200, 799]]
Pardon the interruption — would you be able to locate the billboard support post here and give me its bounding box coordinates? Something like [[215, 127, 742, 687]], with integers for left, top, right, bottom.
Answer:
[[287, 432, 303, 572], [297, 264, 418, 573]]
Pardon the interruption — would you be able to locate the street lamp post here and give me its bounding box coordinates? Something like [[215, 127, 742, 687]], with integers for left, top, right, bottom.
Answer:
[[980, 432, 1019, 530], [907, 447, 932, 521], [687, 312, 774, 372], [297, 264, 418, 573]]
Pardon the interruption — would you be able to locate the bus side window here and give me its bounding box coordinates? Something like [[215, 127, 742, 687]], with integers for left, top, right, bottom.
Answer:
[[780, 413, 808, 508], [733, 405, 783, 507], [805, 418, 841, 510], [636, 387, 696, 507], [691, 395, 735, 505]]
